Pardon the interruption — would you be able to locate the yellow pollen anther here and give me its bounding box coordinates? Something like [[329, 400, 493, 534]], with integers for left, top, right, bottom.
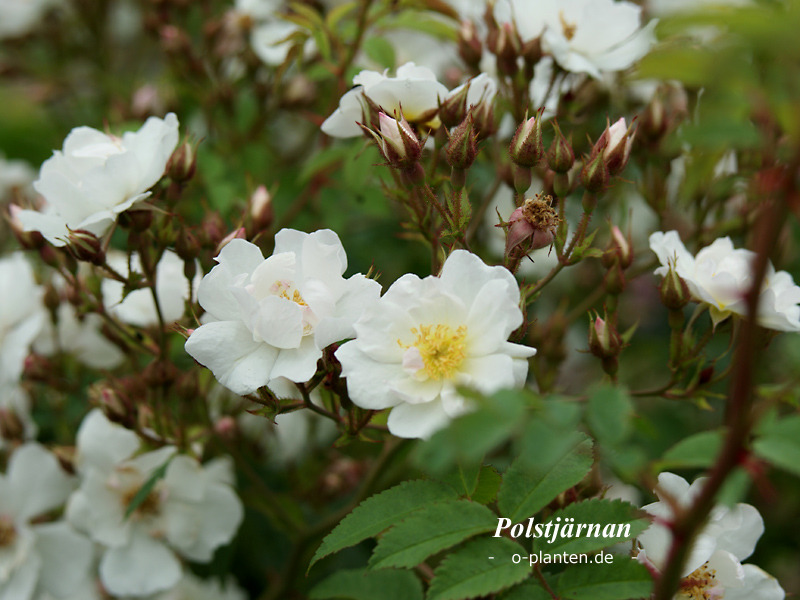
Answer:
[[0, 516, 17, 548], [400, 324, 468, 380], [559, 11, 577, 40], [273, 281, 307, 306], [678, 563, 722, 600]]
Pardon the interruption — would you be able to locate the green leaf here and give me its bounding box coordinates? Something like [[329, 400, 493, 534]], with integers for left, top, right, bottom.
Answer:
[[543, 499, 648, 556], [498, 433, 593, 523], [556, 560, 653, 600], [414, 390, 528, 475], [587, 385, 633, 446], [499, 580, 552, 600], [309, 567, 423, 600], [363, 37, 396, 69], [442, 462, 482, 498], [125, 459, 170, 519], [310, 480, 458, 568], [426, 537, 530, 600], [656, 429, 725, 470], [753, 415, 800, 477], [471, 466, 502, 505], [369, 500, 498, 569]]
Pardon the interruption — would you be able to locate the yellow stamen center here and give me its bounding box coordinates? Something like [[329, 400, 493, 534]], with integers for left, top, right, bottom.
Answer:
[[401, 324, 468, 380], [272, 280, 307, 306], [678, 562, 723, 600], [559, 11, 577, 40]]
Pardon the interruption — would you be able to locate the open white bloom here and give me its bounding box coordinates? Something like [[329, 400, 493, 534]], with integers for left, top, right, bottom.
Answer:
[[0, 0, 62, 39], [647, 0, 750, 16], [17, 114, 179, 246], [0, 443, 94, 600], [336, 250, 536, 439], [0, 253, 46, 385], [185, 230, 380, 396], [102, 249, 199, 328], [495, 0, 656, 78], [66, 410, 244, 597], [650, 231, 800, 331], [321, 63, 449, 138], [638, 473, 785, 600]]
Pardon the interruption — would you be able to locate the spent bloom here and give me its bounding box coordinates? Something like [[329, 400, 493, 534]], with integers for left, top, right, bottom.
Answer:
[[494, 0, 657, 78], [66, 410, 244, 597], [650, 231, 800, 331], [637, 472, 785, 600], [321, 63, 449, 138], [504, 195, 559, 256], [185, 230, 380, 396], [0, 443, 94, 600], [17, 114, 179, 246], [336, 250, 536, 439]]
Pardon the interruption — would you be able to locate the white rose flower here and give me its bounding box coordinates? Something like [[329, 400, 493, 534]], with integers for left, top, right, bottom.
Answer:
[[495, 0, 657, 78], [185, 230, 381, 396], [0, 0, 62, 39], [0, 443, 94, 600], [17, 114, 179, 246], [321, 63, 450, 138], [0, 253, 46, 385], [336, 250, 536, 439], [637, 472, 785, 600], [650, 231, 800, 331], [66, 410, 244, 597], [134, 572, 248, 600], [102, 249, 199, 327]]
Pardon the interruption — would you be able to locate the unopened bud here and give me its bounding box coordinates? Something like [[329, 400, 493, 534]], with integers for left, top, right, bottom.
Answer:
[[609, 225, 633, 269], [90, 383, 128, 424], [119, 208, 153, 231], [458, 20, 482, 68], [175, 229, 200, 261], [521, 37, 542, 65], [214, 416, 238, 440], [580, 151, 609, 194], [509, 109, 544, 168], [547, 122, 574, 174], [250, 185, 274, 232], [215, 227, 246, 256], [201, 212, 226, 248], [0, 408, 25, 441], [446, 115, 478, 170], [588, 313, 622, 360], [52, 446, 76, 475], [602, 118, 635, 176], [7, 205, 44, 250], [471, 100, 497, 140], [365, 112, 422, 170], [660, 265, 691, 310], [439, 83, 469, 129], [495, 23, 520, 76], [66, 229, 105, 266], [166, 138, 197, 182], [604, 262, 626, 295]]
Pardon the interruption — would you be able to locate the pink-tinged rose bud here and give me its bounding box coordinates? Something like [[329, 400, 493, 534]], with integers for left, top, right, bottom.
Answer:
[[363, 112, 422, 171], [66, 228, 105, 266], [215, 227, 247, 256], [590, 118, 635, 177], [610, 225, 633, 269], [504, 195, 559, 257], [588, 312, 623, 368], [250, 185, 274, 232], [509, 109, 544, 168], [214, 416, 238, 439]]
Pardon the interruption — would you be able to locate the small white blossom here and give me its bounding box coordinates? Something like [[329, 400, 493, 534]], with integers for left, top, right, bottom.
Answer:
[[650, 231, 800, 331], [637, 473, 785, 600], [17, 114, 179, 246], [0, 253, 46, 385], [321, 63, 450, 138], [185, 230, 380, 396], [495, 0, 657, 78], [0, 0, 62, 39], [66, 410, 244, 597], [336, 250, 536, 439], [0, 443, 94, 600], [102, 249, 199, 328]]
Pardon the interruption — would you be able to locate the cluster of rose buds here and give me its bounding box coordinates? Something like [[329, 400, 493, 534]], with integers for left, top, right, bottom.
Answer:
[[581, 118, 636, 194]]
